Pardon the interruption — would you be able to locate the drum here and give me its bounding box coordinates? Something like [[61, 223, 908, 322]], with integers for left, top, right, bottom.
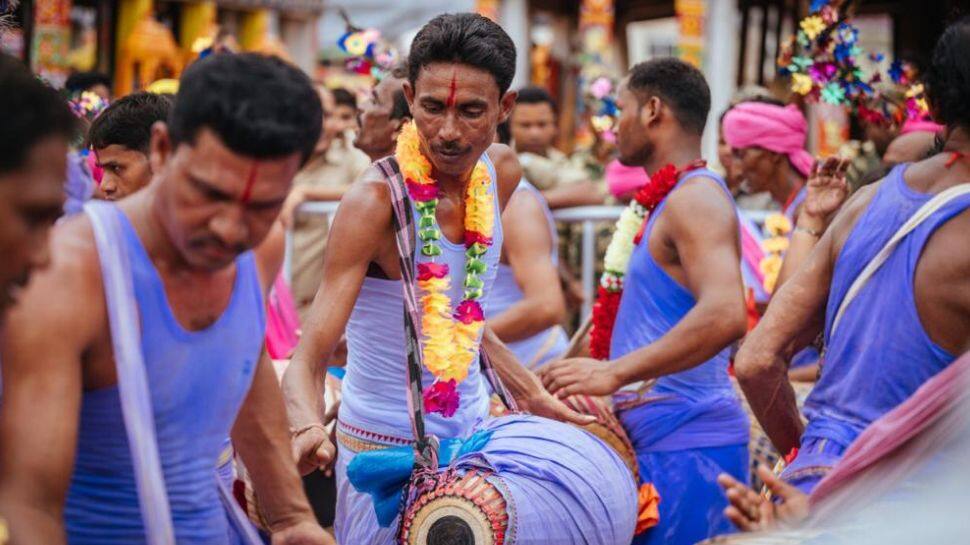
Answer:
[[489, 393, 639, 482], [399, 469, 509, 545], [395, 414, 638, 545]]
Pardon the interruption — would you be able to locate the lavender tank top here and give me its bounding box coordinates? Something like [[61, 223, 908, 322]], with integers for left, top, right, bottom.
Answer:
[[610, 169, 749, 450], [803, 164, 969, 447], [65, 203, 265, 544], [485, 180, 568, 369], [340, 153, 503, 440]]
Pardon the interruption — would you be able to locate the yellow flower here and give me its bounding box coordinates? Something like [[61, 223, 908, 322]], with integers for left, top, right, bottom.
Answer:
[[800, 16, 825, 41], [764, 213, 792, 237], [762, 236, 790, 254], [759, 254, 783, 278], [791, 73, 813, 95]]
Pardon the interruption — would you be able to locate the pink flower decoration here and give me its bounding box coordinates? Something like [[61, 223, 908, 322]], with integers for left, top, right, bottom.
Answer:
[[453, 300, 484, 324], [417, 262, 449, 281], [424, 380, 460, 417], [406, 178, 438, 201], [590, 77, 613, 100], [463, 230, 493, 247]]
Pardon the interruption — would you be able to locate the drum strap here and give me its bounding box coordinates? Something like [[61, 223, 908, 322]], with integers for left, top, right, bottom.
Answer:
[[374, 157, 518, 471]]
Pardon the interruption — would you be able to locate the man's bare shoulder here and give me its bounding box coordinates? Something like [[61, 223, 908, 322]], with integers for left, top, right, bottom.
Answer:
[[665, 175, 738, 228], [332, 166, 393, 234], [487, 143, 523, 208]]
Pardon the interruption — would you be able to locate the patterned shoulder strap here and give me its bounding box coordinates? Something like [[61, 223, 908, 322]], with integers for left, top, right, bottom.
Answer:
[[374, 157, 439, 469]]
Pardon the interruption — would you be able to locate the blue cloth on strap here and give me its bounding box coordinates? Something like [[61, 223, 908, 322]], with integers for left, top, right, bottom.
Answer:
[[346, 430, 493, 527]]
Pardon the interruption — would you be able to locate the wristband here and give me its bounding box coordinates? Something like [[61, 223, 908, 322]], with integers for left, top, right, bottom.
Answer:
[[794, 225, 823, 237]]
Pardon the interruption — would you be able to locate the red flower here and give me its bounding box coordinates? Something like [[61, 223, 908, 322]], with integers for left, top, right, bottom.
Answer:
[[453, 300, 484, 324], [634, 164, 679, 210], [424, 380, 460, 417], [417, 262, 449, 281], [406, 178, 438, 201], [589, 286, 622, 360], [463, 230, 493, 247]]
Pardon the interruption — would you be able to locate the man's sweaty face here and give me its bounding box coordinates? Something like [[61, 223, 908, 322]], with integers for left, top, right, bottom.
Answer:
[[160, 129, 299, 271], [408, 62, 503, 177], [510, 102, 557, 156], [355, 77, 405, 155], [96, 144, 153, 200]]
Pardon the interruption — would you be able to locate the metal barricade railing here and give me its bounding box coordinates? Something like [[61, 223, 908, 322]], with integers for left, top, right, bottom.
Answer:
[[284, 202, 772, 319]]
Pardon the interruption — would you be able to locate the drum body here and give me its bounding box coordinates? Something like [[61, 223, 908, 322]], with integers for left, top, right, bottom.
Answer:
[[398, 414, 638, 545]]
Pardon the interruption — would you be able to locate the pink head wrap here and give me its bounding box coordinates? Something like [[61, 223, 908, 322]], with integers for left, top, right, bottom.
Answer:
[[723, 102, 814, 178], [900, 118, 944, 135], [605, 159, 650, 199]]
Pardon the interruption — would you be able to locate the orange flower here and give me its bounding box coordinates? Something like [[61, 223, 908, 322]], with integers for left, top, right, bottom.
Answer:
[[635, 483, 661, 535]]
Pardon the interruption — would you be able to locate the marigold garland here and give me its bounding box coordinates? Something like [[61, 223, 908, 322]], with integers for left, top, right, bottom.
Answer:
[[589, 162, 704, 360], [759, 213, 792, 294], [396, 122, 494, 416]]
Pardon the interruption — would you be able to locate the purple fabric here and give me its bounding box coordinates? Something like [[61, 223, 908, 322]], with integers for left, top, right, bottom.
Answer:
[[632, 444, 748, 545], [780, 437, 847, 494], [610, 169, 749, 451], [454, 414, 637, 545], [64, 151, 95, 217], [336, 414, 638, 545], [802, 165, 966, 457]]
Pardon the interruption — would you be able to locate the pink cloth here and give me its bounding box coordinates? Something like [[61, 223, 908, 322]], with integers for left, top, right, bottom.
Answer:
[[265, 272, 301, 359], [723, 102, 814, 178], [810, 351, 970, 506], [86, 151, 104, 185], [605, 159, 650, 199], [899, 119, 944, 135]]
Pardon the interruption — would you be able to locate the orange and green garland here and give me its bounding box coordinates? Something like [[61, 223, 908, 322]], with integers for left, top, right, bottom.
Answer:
[[396, 122, 494, 417]]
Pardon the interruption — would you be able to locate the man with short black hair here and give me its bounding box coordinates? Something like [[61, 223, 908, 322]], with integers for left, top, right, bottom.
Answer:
[[65, 70, 112, 100], [0, 53, 75, 323], [510, 86, 606, 208], [88, 91, 172, 200], [282, 13, 605, 544], [331, 87, 359, 136], [0, 53, 332, 545], [541, 57, 750, 545]]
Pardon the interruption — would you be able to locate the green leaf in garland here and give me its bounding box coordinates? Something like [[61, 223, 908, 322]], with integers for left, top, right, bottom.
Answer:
[[464, 275, 484, 290], [422, 243, 442, 257], [465, 258, 486, 275]]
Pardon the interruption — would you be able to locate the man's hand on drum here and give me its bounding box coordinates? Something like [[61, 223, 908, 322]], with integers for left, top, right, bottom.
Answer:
[[292, 424, 337, 477], [538, 357, 623, 398], [517, 386, 598, 426], [716, 464, 810, 532]]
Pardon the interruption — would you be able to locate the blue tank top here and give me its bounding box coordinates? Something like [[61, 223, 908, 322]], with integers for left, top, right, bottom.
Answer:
[[65, 205, 266, 544], [485, 180, 568, 369], [611, 169, 739, 400], [341, 154, 503, 440], [610, 169, 749, 450], [803, 164, 968, 447]]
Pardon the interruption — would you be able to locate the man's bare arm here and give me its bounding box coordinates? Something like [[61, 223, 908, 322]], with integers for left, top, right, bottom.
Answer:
[[489, 190, 566, 343], [610, 178, 748, 383], [0, 223, 100, 544], [232, 349, 322, 534], [735, 184, 875, 454], [280, 174, 390, 467], [542, 181, 606, 209]]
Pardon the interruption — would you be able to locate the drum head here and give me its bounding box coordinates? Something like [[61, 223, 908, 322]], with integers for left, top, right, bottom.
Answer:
[[400, 470, 508, 545]]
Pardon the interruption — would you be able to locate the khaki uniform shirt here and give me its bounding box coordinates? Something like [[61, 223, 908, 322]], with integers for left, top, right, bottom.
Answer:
[[291, 140, 370, 320]]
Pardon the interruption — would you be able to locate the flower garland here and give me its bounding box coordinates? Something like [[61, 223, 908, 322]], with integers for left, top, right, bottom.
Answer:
[[396, 122, 494, 417], [589, 161, 704, 360], [759, 213, 792, 294]]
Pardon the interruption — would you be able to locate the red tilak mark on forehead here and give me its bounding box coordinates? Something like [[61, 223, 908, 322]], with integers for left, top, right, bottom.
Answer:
[[446, 73, 458, 108], [241, 162, 259, 204]]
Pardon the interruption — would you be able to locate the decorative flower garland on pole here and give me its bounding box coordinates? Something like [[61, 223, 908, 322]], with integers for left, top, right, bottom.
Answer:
[[395, 122, 494, 417], [589, 161, 705, 360]]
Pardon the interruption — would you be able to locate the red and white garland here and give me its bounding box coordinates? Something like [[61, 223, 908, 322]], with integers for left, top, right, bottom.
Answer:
[[589, 161, 705, 359]]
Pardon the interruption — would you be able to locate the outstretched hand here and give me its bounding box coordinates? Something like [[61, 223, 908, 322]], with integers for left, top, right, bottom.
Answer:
[[537, 357, 622, 398], [803, 157, 850, 224], [716, 464, 810, 532]]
